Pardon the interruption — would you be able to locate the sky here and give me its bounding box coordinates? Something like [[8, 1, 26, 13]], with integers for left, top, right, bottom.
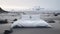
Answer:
[[0, 0, 60, 11]]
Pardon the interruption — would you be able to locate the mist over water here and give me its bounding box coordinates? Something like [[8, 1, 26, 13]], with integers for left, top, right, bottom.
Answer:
[[0, 0, 60, 11]]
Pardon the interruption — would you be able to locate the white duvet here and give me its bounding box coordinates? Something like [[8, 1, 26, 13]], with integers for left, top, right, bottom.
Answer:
[[11, 19, 51, 28], [11, 15, 51, 28]]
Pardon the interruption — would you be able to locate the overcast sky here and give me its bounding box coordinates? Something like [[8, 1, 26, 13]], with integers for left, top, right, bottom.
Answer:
[[0, 0, 60, 10]]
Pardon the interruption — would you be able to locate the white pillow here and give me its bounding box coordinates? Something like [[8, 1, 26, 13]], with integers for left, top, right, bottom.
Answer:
[[21, 15, 30, 20], [21, 15, 40, 20], [30, 15, 40, 20]]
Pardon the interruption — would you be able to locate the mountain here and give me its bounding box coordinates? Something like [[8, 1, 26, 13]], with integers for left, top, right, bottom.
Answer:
[[0, 7, 8, 13]]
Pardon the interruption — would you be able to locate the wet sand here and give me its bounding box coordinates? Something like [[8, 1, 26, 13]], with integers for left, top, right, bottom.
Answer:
[[0, 22, 60, 34]]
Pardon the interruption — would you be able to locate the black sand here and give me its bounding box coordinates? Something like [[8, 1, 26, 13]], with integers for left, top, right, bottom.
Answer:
[[0, 22, 60, 34]]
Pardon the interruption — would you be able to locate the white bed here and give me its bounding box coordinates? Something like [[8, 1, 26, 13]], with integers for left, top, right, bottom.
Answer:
[[11, 15, 52, 28]]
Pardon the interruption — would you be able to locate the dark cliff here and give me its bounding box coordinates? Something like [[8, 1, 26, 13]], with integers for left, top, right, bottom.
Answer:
[[0, 7, 8, 13]]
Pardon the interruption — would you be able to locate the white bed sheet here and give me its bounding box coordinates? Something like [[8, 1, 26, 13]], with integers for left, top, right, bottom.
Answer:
[[11, 19, 51, 28]]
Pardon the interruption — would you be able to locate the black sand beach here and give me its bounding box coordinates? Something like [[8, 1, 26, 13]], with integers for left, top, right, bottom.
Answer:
[[0, 22, 60, 34]]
